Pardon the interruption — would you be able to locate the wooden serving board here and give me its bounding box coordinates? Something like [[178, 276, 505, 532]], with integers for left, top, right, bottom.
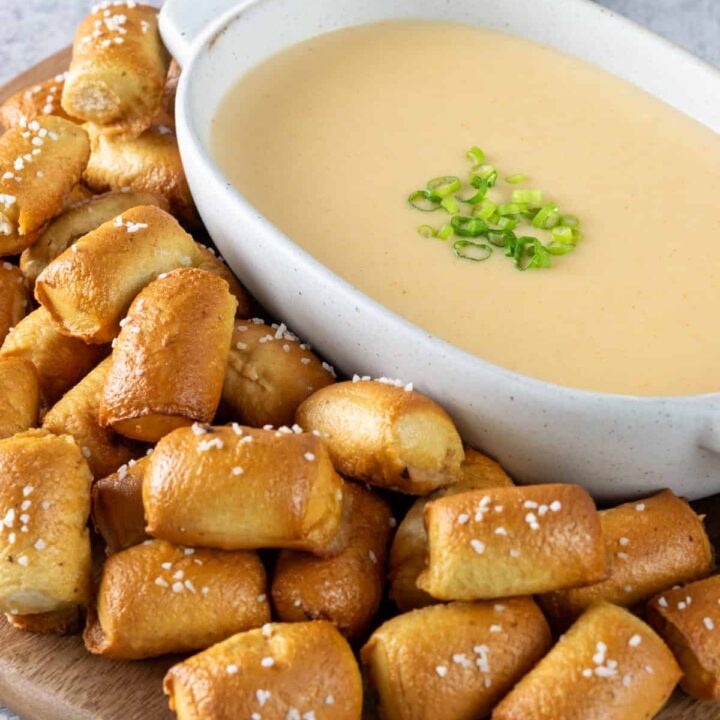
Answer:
[[1, 48, 720, 720]]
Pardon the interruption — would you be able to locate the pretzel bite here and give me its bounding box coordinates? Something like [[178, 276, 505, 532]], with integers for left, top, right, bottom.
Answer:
[[418, 484, 606, 601], [0, 73, 76, 129], [390, 448, 513, 611], [84, 539, 269, 660], [143, 425, 344, 553], [62, 4, 169, 137], [647, 575, 720, 700], [0, 357, 40, 440], [540, 490, 713, 629], [99, 268, 236, 441], [163, 621, 362, 720], [296, 379, 464, 494], [0, 307, 106, 405], [194, 244, 251, 318], [83, 123, 197, 225], [92, 457, 148, 554], [492, 603, 681, 720], [35, 205, 200, 343], [0, 261, 29, 343], [5, 606, 80, 635], [362, 599, 551, 720], [272, 483, 392, 639], [0, 429, 92, 615], [0, 116, 90, 255], [42, 357, 140, 478], [20, 190, 167, 287], [222, 319, 335, 428]]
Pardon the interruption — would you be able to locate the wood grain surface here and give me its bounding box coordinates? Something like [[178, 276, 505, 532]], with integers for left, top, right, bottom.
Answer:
[[0, 48, 719, 720]]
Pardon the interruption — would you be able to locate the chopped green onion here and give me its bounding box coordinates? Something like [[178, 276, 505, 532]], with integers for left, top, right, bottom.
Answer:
[[513, 236, 551, 270], [571, 229, 583, 243], [532, 204, 561, 229], [511, 189, 543, 207], [561, 214, 580, 228], [547, 241, 575, 255], [473, 199, 497, 220], [466, 146, 486, 167], [437, 224, 454, 240], [417, 225, 435, 238], [441, 196, 460, 214], [408, 190, 441, 212], [456, 184, 488, 205], [426, 176, 461, 198], [487, 229, 516, 248], [494, 216, 518, 231], [453, 239, 492, 262], [498, 202, 523, 216], [505, 173, 528, 185], [451, 215, 488, 238], [470, 165, 498, 188], [550, 226, 575, 244]]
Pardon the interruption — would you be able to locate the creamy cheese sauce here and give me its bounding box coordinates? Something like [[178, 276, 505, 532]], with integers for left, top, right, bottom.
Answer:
[[211, 21, 720, 396]]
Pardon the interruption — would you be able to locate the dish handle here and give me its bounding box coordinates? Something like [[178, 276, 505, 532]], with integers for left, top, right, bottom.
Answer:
[[159, 0, 240, 67]]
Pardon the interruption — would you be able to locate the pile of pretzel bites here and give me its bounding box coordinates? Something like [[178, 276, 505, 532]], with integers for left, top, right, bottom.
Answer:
[[0, 3, 719, 719]]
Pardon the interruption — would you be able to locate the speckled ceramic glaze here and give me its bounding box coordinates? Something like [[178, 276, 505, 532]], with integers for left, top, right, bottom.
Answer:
[[160, 0, 720, 501]]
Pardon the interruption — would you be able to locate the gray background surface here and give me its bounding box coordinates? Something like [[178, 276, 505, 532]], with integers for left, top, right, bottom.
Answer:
[[0, 1, 717, 719]]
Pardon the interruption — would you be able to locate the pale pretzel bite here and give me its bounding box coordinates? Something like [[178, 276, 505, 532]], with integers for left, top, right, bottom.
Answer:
[[418, 483, 607, 600], [34, 205, 201, 343], [540, 490, 713, 629], [0, 307, 107, 406], [83, 122, 198, 226], [62, 3, 169, 137], [0, 116, 90, 255], [362, 599, 551, 720], [163, 621, 362, 720], [0, 430, 92, 616], [194, 244, 252, 318], [296, 378, 465, 495], [0, 358, 40, 440], [143, 425, 345, 553], [84, 539, 269, 660], [647, 575, 720, 700], [92, 457, 148, 554], [272, 482, 393, 639], [0, 261, 29, 343], [99, 268, 236, 441], [4, 606, 80, 635], [20, 189, 168, 287], [222, 319, 335, 428], [42, 357, 142, 478], [0, 73, 77, 129], [390, 447, 513, 611], [492, 603, 681, 720]]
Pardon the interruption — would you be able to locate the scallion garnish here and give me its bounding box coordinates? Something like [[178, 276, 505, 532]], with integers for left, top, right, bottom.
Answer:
[[426, 176, 461, 198], [408, 147, 583, 271], [453, 239, 492, 262]]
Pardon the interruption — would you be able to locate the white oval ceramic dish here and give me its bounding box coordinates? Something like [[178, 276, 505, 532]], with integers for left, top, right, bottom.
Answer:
[[159, 0, 720, 501]]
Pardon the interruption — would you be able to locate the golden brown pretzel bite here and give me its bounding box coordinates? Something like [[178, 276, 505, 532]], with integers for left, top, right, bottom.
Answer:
[[0, 357, 40, 440], [0, 74, 76, 129], [540, 490, 714, 629], [492, 603, 681, 720], [389, 448, 513, 611], [418, 483, 607, 600], [272, 482, 392, 639], [99, 268, 236, 441], [296, 379, 464, 494], [194, 244, 251, 318], [62, 4, 169, 137], [83, 123, 197, 225], [20, 189, 168, 287], [4, 606, 80, 635], [647, 575, 720, 700], [0, 429, 92, 615], [0, 261, 29, 343], [362, 599, 551, 720], [35, 205, 200, 343], [0, 117, 90, 255], [42, 357, 141, 478], [92, 457, 148, 554], [0, 307, 106, 406], [84, 539, 269, 660], [163, 621, 363, 720], [143, 425, 345, 553], [222, 319, 335, 428]]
